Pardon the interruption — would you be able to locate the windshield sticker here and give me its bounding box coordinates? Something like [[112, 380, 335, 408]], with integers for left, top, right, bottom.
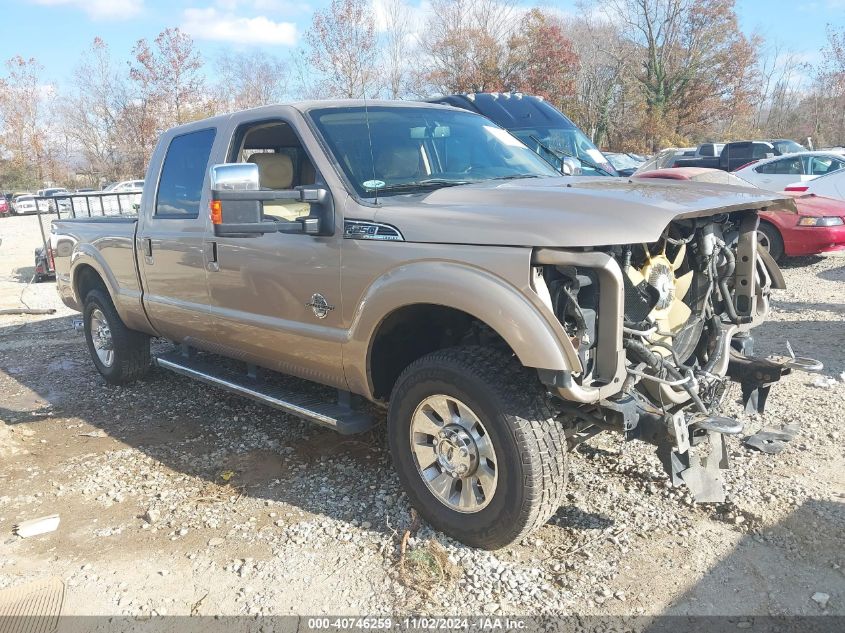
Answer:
[[586, 149, 606, 164], [362, 180, 385, 190], [483, 126, 524, 147]]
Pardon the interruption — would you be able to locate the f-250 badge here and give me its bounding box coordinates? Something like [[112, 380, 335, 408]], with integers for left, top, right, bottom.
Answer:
[[306, 294, 334, 319]]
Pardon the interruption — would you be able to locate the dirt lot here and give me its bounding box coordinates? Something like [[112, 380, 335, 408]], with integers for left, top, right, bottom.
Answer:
[[0, 214, 843, 618]]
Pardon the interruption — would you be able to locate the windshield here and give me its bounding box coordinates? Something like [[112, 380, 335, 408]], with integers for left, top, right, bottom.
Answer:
[[773, 140, 805, 154], [309, 106, 559, 197], [605, 153, 642, 171], [509, 127, 616, 176]]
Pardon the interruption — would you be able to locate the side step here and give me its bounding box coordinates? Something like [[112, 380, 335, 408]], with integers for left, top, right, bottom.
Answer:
[[154, 351, 374, 435]]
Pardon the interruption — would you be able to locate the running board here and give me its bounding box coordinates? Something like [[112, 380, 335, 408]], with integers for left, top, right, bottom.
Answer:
[[154, 351, 374, 435]]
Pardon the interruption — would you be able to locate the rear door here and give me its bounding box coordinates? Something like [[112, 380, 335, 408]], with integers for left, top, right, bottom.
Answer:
[[752, 156, 804, 191], [137, 126, 218, 342]]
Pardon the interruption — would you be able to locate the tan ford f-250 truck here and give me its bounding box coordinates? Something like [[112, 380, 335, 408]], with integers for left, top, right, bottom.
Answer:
[[51, 100, 817, 549]]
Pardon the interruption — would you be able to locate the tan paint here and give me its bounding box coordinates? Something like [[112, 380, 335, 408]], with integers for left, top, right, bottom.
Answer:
[[53, 101, 782, 405]]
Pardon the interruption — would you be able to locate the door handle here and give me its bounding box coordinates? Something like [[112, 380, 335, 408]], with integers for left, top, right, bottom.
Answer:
[[142, 238, 153, 264], [205, 241, 219, 272]]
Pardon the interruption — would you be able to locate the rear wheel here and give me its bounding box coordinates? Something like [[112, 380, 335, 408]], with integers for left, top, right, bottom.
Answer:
[[757, 222, 784, 262], [387, 346, 568, 549], [83, 288, 150, 384]]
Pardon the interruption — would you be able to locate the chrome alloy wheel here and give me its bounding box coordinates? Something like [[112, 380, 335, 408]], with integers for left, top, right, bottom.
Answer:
[[757, 230, 771, 254], [409, 395, 498, 513], [90, 308, 115, 367]]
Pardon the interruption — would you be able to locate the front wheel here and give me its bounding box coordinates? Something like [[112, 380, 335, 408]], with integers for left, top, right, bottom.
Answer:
[[83, 288, 151, 385], [387, 347, 568, 549]]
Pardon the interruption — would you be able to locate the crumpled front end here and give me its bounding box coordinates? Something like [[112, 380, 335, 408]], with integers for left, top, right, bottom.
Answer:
[[533, 209, 821, 501]]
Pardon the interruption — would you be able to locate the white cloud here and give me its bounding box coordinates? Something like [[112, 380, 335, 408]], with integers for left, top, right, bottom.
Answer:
[[30, 0, 144, 20], [181, 7, 298, 46]]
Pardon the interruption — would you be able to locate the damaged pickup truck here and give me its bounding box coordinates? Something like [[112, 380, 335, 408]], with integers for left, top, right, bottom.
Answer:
[[51, 101, 818, 549]]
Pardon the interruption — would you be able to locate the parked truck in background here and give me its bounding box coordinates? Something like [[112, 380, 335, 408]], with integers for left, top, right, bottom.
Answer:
[[673, 139, 806, 172], [428, 92, 618, 177], [51, 100, 814, 549]]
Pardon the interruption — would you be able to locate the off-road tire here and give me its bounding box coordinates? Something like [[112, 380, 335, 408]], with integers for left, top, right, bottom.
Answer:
[[387, 346, 568, 549], [758, 222, 785, 262], [83, 288, 150, 385]]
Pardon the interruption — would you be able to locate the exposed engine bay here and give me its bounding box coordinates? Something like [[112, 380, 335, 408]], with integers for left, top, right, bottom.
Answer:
[[537, 210, 822, 501]]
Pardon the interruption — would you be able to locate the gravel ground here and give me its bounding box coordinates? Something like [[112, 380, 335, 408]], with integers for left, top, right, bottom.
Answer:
[[0, 214, 843, 618]]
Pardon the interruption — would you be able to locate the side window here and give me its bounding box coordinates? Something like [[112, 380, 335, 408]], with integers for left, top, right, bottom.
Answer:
[[751, 143, 773, 159], [155, 128, 216, 218], [760, 157, 801, 174], [810, 156, 843, 175], [228, 120, 320, 222]]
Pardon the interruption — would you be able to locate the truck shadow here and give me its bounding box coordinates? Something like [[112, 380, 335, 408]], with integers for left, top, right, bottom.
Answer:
[[0, 314, 839, 556]]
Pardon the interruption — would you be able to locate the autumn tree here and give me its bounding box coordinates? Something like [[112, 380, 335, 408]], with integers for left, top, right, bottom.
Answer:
[[509, 10, 579, 104], [215, 51, 288, 112], [305, 0, 380, 98], [603, 0, 759, 149], [130, 28, 206, 129], [0, 56, 49, 184], [420, 0, 520, 94]]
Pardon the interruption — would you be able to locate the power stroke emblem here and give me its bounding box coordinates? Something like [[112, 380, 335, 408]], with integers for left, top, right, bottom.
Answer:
[[306, 293, 334, 319]]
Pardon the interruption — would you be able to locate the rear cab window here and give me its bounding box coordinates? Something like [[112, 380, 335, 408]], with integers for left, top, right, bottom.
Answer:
[[155, 128, 216, 218]]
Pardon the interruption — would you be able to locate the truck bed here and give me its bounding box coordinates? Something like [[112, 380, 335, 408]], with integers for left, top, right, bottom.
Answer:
[[51, 216, 143, 323]]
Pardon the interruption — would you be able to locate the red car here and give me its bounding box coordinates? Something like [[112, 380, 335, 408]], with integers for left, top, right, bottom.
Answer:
[[633, 167, 845, 261], [0, 197, 9, 217]]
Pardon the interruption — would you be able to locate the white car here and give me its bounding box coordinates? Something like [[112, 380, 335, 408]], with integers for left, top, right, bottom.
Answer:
[[785, 167, 845, 201], [732, 151, 845, 192], [104, 179, 144, 193], [12, 195, 42, 215]]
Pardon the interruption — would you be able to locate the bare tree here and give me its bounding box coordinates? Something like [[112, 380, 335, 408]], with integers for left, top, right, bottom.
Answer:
[[565, 14, 631, 148], [215, 51, 289, 112], [382, 0, 413, 98], [60, 38, 133, 183], [305, 0, 380, 98]]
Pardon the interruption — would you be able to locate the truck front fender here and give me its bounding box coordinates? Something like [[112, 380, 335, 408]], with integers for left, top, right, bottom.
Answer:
[[343, 260, 581, 399]]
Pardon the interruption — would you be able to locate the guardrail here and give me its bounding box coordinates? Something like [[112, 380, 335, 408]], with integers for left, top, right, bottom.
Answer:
[[34, 191, 142, 276]]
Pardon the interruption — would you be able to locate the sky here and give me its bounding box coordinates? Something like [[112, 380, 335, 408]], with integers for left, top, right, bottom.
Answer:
[[0, 0, 843, 88]]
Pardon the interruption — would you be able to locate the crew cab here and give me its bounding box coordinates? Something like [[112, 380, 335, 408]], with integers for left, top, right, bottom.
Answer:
[[52, 101, 817, 549]]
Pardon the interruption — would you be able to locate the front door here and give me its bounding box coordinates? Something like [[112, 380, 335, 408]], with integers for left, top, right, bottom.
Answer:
[[202, 117, 346, 390]]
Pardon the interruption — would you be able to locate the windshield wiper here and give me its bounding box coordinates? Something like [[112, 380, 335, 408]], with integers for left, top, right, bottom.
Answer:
[[529, 135, 615, 177], [492, 174, 542, 181], [368, 179, 472, 193]]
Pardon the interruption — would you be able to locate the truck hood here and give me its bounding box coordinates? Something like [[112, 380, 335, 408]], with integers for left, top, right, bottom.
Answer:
[[372, 177, 796, 247]]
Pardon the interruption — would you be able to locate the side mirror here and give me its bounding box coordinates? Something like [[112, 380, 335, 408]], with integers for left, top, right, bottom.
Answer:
[[209, 163, 334, 238], [561, 157, 582, 176]]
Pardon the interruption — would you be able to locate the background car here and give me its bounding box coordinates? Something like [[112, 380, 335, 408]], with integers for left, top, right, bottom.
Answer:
[[732, 151, 845, 191], [39, 187, 73, 214], [104, 179, 144, 193], [604, 152, 645, 176], [633, 167, 845, 261], [12, 194, 40, 215], [785, 167, 845, 200], [0, 197, 9, 217]]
